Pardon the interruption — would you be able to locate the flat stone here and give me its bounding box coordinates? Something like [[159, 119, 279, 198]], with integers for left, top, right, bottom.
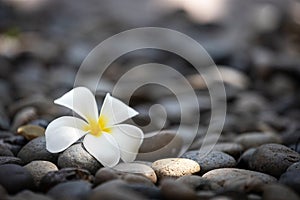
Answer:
[[160, 179, 197, 200], [249, 143, 300, 177], [47, 180, 92, 200], [182, 150, 236, 174], [17, 124, 45, 140], [0, 164, 34, 194], [235, 132, 281, 149], [24, 161, 58, 186], [57, 144, 101, 174], [113, 162, 157, 183], [39, 168, 93, 192], [279, 170, 300, 194], [263, 184, 300, 200], [17, 136, 58, 164], [202, 168, 277, 192], [152, 158, 200, 179], [0, 156, 23, 165], [137, 130, 183, 162]]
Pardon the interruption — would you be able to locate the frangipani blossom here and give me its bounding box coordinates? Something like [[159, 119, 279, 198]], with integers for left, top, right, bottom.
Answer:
[[45, 87, 144, 167]]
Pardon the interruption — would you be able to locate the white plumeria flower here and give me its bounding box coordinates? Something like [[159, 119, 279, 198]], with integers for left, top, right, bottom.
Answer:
[[45, 87, 144, 167]]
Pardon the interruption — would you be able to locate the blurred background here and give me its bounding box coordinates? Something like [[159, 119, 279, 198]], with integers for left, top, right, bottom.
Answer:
[[0, 0, 300, 152]]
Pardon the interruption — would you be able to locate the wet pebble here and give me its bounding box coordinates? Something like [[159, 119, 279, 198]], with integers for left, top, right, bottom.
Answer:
[[202, 168, 277, 192], [17, 124, 45, 140], [47, 180, 92, 200], [152, 158, 200, 179], [17, 136, 58, 164], [263, 184, 300, 200], [24, 161, 58, 186], [235, 132, 281, 149], [113, 162, 157, 183], [182, 150, 236, 174], [160, 179, 197, 200], [0, 164, 34, 194], [39, 168, 93, 192], [249, 143, 300, 177], [57, 144, 101, 174]]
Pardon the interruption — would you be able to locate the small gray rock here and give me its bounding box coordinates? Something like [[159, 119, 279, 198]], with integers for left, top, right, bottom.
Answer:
[[287, 161, 300, 172], [235, 132, 281, 149], [9, 190, 53, 200], [152, 158, 200, 179], [122, 173, 154, 187], [160, 179, 197, 200], [94, 167, 119, 186], [0, 164, 34, 194], [176, 175, 221, 191], [202, 168, 277, 192], [24, 161, 58, 186], [182, 150, 236, 174], [47, 181, 92, 200], [263, 184, 300, 200], [249, 143, 300, 177], [202, 143, 244, 158], [0, 144, 14, 156], [0, 156, 23, 165], [279, 170, 300, 194], [237, 148, 256, 169], [17, 136, 58, 164], [58, 144, 101, 174]]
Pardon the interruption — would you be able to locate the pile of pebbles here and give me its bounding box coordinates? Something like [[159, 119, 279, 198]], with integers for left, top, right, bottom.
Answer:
[[1, 0, 300, 199]]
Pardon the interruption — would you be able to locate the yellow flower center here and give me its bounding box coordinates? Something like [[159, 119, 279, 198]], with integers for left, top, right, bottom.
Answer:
[[84, 115, 111, 137]]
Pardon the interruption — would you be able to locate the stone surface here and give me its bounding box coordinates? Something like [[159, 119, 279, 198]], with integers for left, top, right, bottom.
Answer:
[[152, 158, 200, 179], [0, 144, 14, 156], [0, 156, 23, 165], [287, 161, 300, 172], [160, 179, 197, 200], [47, 181, 92, 200], [8, 190, 53, 200], [235, 132, 281, 149], [279, 170, 300, 194], [17, 136, 58, 164], [202, 142, 244, 158], [94, 167, 119, 186], [0, 164, 34, 194], [57, 144, 101, 174], [202, 168, 277, 192], [249, 143, 300, 177], [17, 124, 45, 140], [263, 184, 300, 200], [113, 162, 157, 183], [176, 175, 221, 191], [39, 168, 93, 192], [182, 150, 236, 174], [237, 148, 256, 169], [122, 173, 154, 187], [137, 130, 183, 161], [24, 161, 58, 186]]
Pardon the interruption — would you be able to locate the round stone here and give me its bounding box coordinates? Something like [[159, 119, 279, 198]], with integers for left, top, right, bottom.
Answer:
[[202, 168, 277, 192], [235, 132, 281, 149], [113, 162, 157, 183], [137, 130, 183, 162], [279, 170, 300, 194], [10, 190, 53, 200], [182, 150, 236, 174], [17, 136, 58, 164], [122, 174, 154, 187], [94, 168, 119, 186], [201, 143, 244, 158], [24, 160, 58, 186], [57, 144, 102, 174], [17, 124, 45, 140], [0, 164, 34, 194], [152, 158, 200, 179], [176, 175, 221, 191], [47, 180, 92, 200], [263, 184, 300, 200], [249, 143, 300, 177], [287, 161, 300, 172], [0, 156, 23, 165], [0, 144, 14, 156], [237, 148, 256, 169]]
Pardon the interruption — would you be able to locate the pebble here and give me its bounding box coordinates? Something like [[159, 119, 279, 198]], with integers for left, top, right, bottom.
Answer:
[[237, 148, 256, 169], [24, 161, 58, 186], [17, 124, 45, 140], [17, 136, 58, 164], [9, 190, 53, 200], [0, 144, 14, 156], [287, 161, 300, 172], [57, 144, 102, 174], [279, 170, 300, 194], [113, 162, 157, 183], [160, 179, 197, 200], [39, 168, 93, 192], [249, 143, 300, 177], [2, 135, 27, 155], [202, 168, 277, 192], [263, 184, 300, 200], [176, 175, 221, 191], [94, 167, 119, 186], [47, 181, 92, 200], [127, 184, 162, 199], [182, 150, 236, 174], [137, 130, 183, 161], [202, 142, 244, 158], [122, 174, 155, 187], [235, 132, 281, 149], [10, 107, 37, 132], [0, 156, 23, 165], [0, 164, 34, 194], [152, 158, 200, 179]]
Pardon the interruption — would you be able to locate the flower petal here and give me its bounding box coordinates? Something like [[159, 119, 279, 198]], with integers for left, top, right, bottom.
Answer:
[[83, 133, 120, 167], [110, 124, 144, 162], [54, 87, 99, 122], [45, 116, 88, 153], [100, 93, 138, 126]]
